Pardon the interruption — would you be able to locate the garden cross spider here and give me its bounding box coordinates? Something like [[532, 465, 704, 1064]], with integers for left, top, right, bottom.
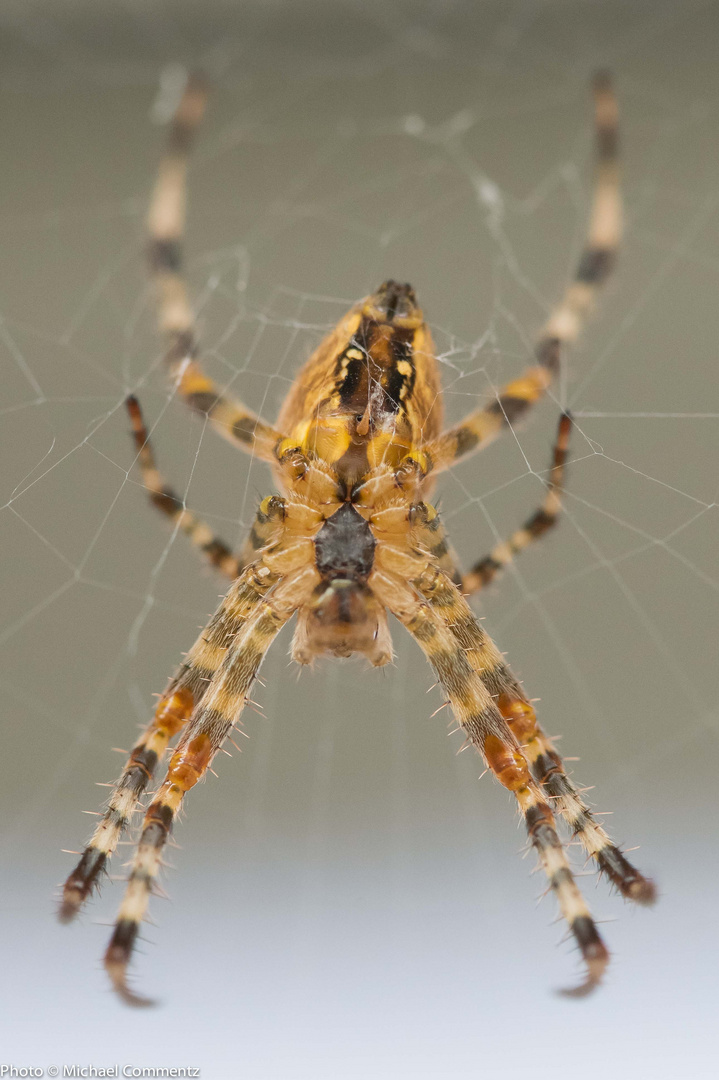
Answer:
[[60, 71, 655, 1005]]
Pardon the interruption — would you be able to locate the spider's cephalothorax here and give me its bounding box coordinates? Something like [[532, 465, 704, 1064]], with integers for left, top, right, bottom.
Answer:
[[60, 71, 656, 1006]]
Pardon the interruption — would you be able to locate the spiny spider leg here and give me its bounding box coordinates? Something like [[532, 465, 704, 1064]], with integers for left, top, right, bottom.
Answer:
[[503, 700, 656, 905], [413, 412, 573, 597], [147, 72, 283, 462], [104, 564, 318, 1005], [59, 516, 286, 924], [59, 685, 193, 923], [408, 558, 655, 905], [419, 71, 620, 478], [370, 567, 608, 996]]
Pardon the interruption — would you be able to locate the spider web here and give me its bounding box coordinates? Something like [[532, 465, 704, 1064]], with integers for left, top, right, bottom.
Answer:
[[1, 2, 717, 1077]]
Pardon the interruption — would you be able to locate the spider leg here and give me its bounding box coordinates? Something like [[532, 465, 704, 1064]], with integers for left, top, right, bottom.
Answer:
[[463, 411, 571, 595], [59, 541, 287, 923], [419, 72, 620, 478], [371, 567, 608, 996], [126, 395, 285, 579], [409, 559, 655, 904], [406, 503, 464, 587], [409, 413, 571, 596], [127, 394, 242, 578], [59, 685, 193, 923], [104, 563, 318, 1005], [147, 72, 284, 462], [500, 697, 656, 904]]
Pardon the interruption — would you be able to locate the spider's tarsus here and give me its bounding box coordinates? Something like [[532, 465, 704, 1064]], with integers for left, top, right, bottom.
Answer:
[[58, 887, 87, 924], [59, 847, 109, 923], [105, 939, 157, 1008], [107, 968, 157, 1009], [624, 875, 657, 906], [58, 898, 80, 924], [556, 941, 609, 999]]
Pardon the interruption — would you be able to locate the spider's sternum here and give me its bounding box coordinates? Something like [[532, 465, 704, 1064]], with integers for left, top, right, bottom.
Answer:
[[314, 503, 375, 582]]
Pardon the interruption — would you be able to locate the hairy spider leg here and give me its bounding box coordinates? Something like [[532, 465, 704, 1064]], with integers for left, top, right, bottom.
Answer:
[[147, 72, 283, 462], [104, 558, 320, 1005], [100, 473, 331, 1002], [59, 521, 287, 924], [419, 71, 621, 478], [59, 686, 193, 923], [370, 567, 609, 996], [126, 395, 289, 577], [497, 696, 656, 905], [409, 412, 572, 596], [461, 411, 572, 593], [126, 395, 244, 578], [460, 412, 573, 594], [408, 557, 655, 905]]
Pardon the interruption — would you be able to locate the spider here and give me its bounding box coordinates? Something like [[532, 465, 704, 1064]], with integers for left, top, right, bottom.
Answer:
[[60, 71, 655, 1005]]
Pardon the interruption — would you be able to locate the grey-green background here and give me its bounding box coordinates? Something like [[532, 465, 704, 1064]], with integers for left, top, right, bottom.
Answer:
[[1, 2, 717, 1077]]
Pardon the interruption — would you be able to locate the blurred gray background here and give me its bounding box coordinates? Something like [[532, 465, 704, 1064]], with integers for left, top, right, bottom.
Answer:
[[1, 2, 717, 1077]]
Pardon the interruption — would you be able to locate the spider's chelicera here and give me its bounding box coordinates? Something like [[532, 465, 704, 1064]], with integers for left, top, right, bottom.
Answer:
[[60, 72, 655, 1005]]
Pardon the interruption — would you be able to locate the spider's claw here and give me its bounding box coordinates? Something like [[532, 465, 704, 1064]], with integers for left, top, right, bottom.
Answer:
[[105, 933, 156, 1008], [556, 939, 609, 999], [556, 978, 600, 1000], [108, 972, 157, 1009]]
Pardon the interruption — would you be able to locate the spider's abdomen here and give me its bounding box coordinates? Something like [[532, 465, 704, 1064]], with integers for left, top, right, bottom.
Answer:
[[274, 281, 443, 485], [292, 502, 392, 666]]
